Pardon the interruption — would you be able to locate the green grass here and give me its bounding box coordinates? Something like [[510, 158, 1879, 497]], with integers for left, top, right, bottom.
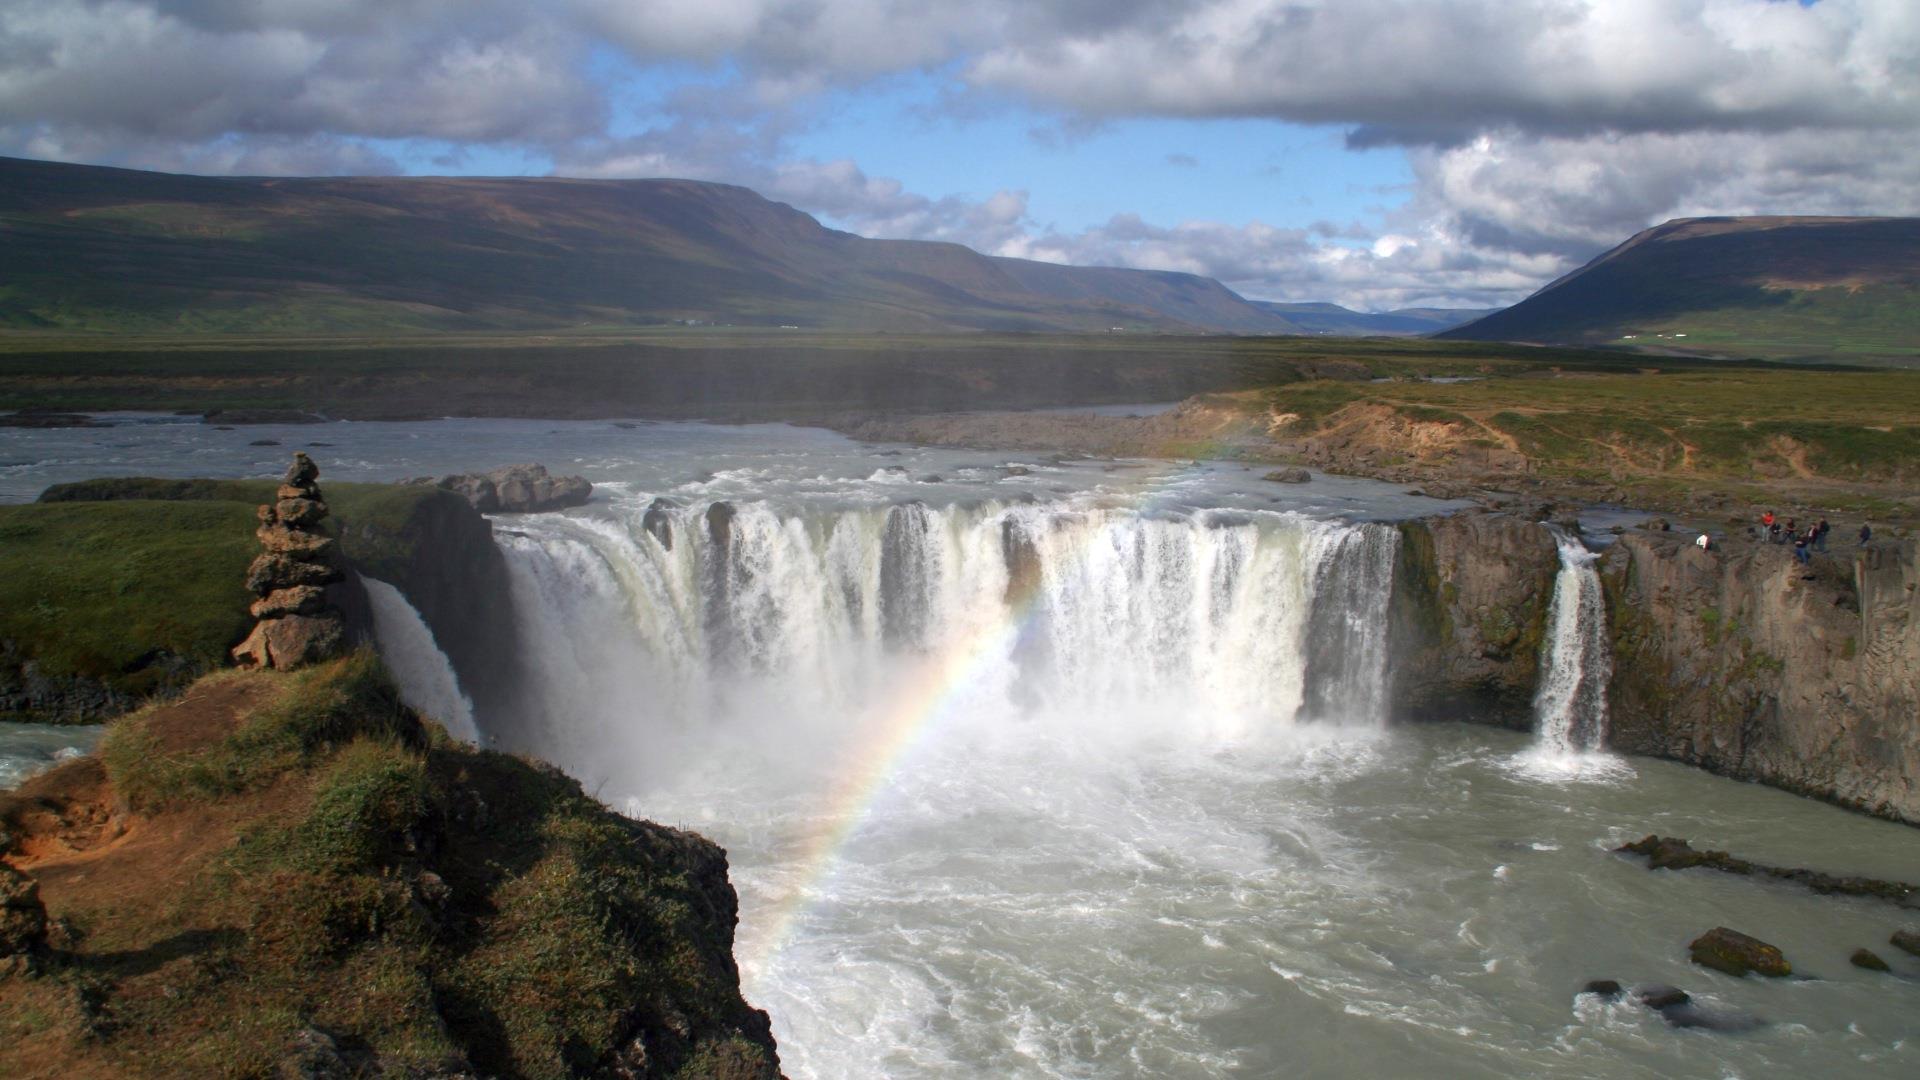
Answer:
[[102, 652, 415, 810], [1, 480, 474, 719], [9, 657, 781, 1078], [0, 500, 258, 706]]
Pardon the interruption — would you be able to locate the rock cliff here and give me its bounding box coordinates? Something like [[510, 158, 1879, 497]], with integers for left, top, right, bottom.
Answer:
[[1388, 511, 1561, 728], [1599, 531, 1920, 823]]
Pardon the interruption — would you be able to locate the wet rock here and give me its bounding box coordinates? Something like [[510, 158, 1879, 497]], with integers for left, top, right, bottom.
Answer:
[[705, 501, 736, 551], [1616, 835, 1919, 906], [248, 439, 281, 447], [1633, 984, 1764, 1032], [642, 498, 677, 550], [1891, 929, 1920, 958], [1851, 948, 1891, 972], [407, 463, 591, 513], [1264, 467, 1312, 483], [1581, 979, 1624, 1000], [1635, 985, 1690, 1010], [1004, 465, 1032, 477], [1689, 927, 1792, 978]]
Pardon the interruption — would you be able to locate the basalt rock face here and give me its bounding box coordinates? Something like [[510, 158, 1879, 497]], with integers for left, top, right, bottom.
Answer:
[[1387, 511, 1560, 728], [407, 463, 591, 514], [1598, 532, 1920, 823], [331, 487, 524, 727], [232, 454, 348, 670]]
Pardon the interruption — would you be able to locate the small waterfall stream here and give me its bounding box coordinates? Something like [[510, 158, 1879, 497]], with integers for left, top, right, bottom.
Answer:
[[1530, 528, 1612, 756], [363, 576, 482, 744]]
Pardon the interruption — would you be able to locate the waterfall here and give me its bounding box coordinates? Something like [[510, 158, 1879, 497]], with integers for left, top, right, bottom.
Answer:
[[1530, 528, 1612, 755], [363, 576, 482, 745], [488, 499, 1402, 787]]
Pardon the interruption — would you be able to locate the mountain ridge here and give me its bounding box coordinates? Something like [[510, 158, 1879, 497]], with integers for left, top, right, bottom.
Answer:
[[1440, 215, 1920, 362], [0, 156, 1302, 335]]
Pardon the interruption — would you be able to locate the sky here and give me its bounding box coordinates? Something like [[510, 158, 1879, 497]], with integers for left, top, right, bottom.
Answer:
[[1, 0, 1916, 310]]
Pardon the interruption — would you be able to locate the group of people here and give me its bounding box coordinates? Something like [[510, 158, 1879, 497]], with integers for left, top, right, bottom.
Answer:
[[1755, 510, 1872, 566]]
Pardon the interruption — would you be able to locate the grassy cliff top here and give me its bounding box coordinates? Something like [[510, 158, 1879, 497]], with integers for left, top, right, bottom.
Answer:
[[0, 480, 477, 720], [0, 654, 781, 1078]]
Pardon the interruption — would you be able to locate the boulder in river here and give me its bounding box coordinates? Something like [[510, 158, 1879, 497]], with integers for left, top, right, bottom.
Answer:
[[1264, 467, 1312, 483], [405, 463, 591, 513], [1851, 948, 1891, 972], [1891, 929, 1920, 958], [1689, 927, 1792, 977]]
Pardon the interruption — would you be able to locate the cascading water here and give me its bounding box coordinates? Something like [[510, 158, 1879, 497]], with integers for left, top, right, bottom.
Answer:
[[489, 498, 1399, 789], [1530, 528, 1612, 756], [363, 576, 482, 745]]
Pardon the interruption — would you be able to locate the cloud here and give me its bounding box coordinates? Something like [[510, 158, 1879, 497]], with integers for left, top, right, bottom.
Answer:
[[0, 0, 1914, 308]]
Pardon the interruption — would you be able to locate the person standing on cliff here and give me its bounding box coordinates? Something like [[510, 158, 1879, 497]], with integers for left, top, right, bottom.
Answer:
[[1816, 518, 1830, 552], [1860, 523, 1873, 548], [1793, 531, 1812, 566]]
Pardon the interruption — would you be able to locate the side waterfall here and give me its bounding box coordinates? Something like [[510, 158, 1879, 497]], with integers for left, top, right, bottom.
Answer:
[[363, 576, 482, 744], [1531, 528, 1612, 755], [488, 500, 1400, 786]]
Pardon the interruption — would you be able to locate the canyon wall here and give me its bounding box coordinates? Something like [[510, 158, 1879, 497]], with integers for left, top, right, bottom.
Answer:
[[1388, 511, 1561, 730], [1598, 532, 1920, 823], [1390, 512, 1920, 824]]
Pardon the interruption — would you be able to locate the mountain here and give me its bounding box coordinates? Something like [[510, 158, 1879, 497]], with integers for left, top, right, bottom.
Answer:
[[1252, 301, 1497, 336], [0, 156, 1301, 335], [1439, 216, 1920, 362]]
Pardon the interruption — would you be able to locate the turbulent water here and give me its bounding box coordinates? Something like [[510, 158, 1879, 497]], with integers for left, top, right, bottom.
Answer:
[[7, 414, 1920, 1077]]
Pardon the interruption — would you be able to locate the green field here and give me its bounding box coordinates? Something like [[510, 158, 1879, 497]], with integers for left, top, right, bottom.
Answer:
[[0, 481, 466, 716]]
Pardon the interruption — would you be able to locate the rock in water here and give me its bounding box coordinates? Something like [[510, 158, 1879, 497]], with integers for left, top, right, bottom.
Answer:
[[232, 455, 348, 670], [1851, 948, 1891, 972], [1264, 467, 1312, 483], [1891, 929, 1920, 958], [1689, 927, 1792, 977], [406, 463, 591, 513]]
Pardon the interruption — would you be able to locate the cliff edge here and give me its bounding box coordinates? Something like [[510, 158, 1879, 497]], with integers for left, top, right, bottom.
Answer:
[[1600, 531, 1920, 822], [0, 654, 782, 1078]]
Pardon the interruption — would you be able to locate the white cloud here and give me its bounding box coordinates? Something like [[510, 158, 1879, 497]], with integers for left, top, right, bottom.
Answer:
[[0, 0, 1914, 308]]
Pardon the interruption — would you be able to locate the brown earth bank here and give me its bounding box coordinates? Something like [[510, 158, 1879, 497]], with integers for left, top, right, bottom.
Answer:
[[830, 391, 1920, 527], [0, 655, 782, 1079]]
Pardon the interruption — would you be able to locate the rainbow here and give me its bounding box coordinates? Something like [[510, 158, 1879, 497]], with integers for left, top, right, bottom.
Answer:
[[738, 454, 1225, 972]]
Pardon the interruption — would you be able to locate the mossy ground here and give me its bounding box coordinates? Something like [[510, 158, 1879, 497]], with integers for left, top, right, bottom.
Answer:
[[1, 481, 470, 720], [0, 655, 779, 1079]]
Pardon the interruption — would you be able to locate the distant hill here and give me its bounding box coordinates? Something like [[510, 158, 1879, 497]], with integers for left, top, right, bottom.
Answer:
[[1439, 216, 1920, 362], [0, 157, 1302, 335], [1253, 301, 1496, 336]]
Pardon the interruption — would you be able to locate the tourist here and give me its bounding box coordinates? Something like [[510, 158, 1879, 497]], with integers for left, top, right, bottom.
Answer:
[[1769, 519, 1782, 544], [1860, 523, 1873, 547], [1793, 532, 1811, 565], [1815, 518, 1830, 552], [1762, 510, 1775, 530]]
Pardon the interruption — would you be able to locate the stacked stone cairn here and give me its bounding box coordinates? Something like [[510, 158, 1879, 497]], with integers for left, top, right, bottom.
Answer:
[[231, 452, 347, 669]]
